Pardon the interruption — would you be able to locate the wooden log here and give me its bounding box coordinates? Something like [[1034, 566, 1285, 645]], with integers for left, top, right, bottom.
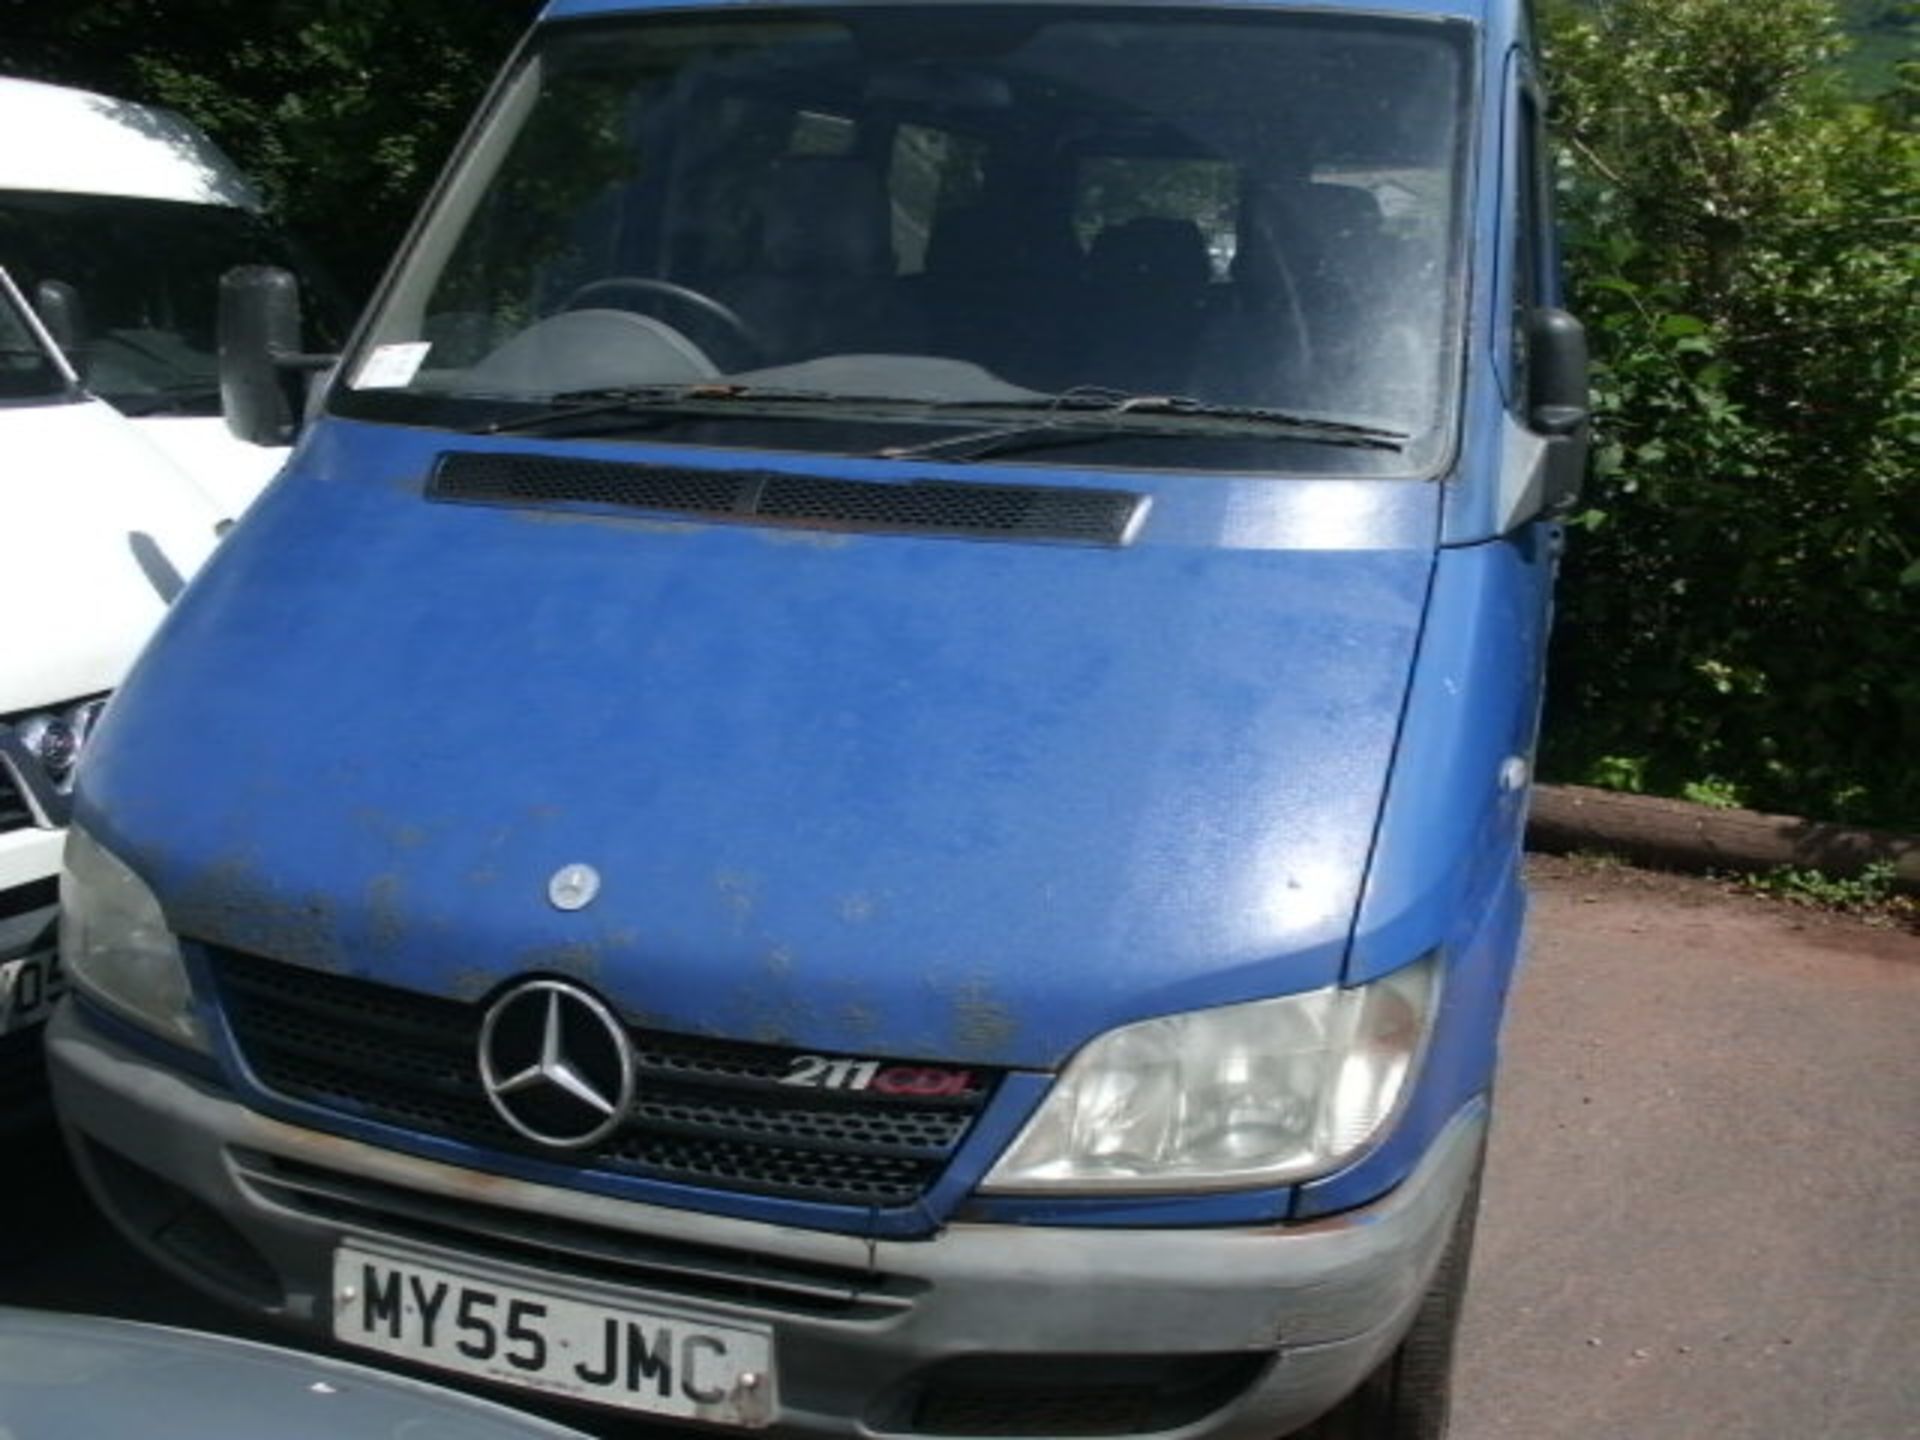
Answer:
[[1527, 783, 1920, 893]]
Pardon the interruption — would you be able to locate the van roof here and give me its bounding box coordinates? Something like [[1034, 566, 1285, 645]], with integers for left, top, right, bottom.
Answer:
[[0, 76, 261, 210]]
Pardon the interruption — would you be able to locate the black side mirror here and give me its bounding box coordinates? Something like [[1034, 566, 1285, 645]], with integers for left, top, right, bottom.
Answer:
[[1527, 308, 1591, 515], [32, 280, 88, 368], [218, 265, 334, 446]]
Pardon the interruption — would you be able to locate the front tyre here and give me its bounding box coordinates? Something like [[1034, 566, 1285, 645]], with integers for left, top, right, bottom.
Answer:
[[1295, 1164, 1482, 1440]]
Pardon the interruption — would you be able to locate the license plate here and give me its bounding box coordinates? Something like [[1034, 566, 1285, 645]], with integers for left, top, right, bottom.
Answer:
[[0, 949, 63, 1036], [332, 1244, 776, 1425]]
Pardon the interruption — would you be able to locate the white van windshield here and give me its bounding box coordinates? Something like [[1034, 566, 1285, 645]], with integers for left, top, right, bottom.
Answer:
[[341, 7, 1472, 474], [0, 191, 336, 417]]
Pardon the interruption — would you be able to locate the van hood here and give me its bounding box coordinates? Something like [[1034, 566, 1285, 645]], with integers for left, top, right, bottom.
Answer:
[[85, 428, 1439, 1068], [125, 416, 287, 522], [0, 398, 220, 714]]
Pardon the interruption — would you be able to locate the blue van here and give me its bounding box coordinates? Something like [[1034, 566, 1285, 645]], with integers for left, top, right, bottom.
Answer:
[[48, 1, 1587, 1435]]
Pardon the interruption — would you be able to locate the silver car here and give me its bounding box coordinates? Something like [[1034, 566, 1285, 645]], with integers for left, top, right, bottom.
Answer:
[[0, 1307, 594, 1439]]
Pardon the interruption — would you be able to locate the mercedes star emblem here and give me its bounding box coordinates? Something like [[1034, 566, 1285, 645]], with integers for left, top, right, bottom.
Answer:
[[478, 979, 635, 1148], [548, 863, 601, 911]]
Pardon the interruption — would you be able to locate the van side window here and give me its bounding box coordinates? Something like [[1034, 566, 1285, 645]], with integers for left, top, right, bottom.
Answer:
[[1511, 88, 1544, 407]]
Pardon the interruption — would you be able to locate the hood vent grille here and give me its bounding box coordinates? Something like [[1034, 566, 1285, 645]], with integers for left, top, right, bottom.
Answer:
[[427, 451, 1144, 547]]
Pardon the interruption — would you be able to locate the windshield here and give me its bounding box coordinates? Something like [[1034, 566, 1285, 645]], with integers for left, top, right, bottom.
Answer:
[[339, 7, 1471, 473], [0, 266, 68, 402], [0, 191, 340, 417]]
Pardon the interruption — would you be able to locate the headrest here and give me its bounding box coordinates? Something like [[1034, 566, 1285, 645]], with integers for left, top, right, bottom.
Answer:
[[925, 204, 1083, 281], [1085, 217, 1211, 291], [757, 158, 894, 278]]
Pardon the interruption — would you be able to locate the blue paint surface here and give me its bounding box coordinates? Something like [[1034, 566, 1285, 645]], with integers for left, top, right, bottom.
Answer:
[[82, 422, 1439, 1079], [1284, 526, 1554, 1215], [74, 0, 1563, 1233]]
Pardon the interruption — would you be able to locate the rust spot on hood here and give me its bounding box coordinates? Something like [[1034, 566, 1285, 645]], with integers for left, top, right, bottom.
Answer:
[[715, 870, 760, 928], [169, 857, 347, 972], [837, 893, 878, 925], [836, 1001, 881, 1038], [447, 967, 500, 1003], [514, 509, 701, 537], [366, 873, 406, 952], [512, 940, 606, 982], [949, 977, 1019, 1056], [759, 526, 851, 550]]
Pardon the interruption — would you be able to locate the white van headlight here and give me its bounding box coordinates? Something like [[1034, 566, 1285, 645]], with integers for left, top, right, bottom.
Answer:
[[982, 955, 1438, 1193], [61, 824, 205, 1052]]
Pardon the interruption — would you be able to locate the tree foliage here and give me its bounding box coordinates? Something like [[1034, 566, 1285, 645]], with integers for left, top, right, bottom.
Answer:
[[3, 0, 1915, 827], [1540, 0, 1920, 827], [1839, 0, 1920, 93], [0, 0, 539, 291]]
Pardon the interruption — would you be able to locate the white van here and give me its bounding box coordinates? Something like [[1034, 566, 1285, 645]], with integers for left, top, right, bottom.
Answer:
[[0, 265, 220, 1120], [0, 76, 336, 517]]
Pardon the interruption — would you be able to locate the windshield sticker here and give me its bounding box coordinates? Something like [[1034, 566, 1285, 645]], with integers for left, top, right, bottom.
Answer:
[[354, 341, 432, 390]]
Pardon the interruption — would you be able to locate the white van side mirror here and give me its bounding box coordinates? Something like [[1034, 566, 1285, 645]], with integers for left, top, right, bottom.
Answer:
[[218, 265, 335, 446]]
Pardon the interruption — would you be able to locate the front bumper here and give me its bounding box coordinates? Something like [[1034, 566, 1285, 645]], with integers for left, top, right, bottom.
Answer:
[[50, 1001, 1484, 1440], [0, 821, 63, 902]]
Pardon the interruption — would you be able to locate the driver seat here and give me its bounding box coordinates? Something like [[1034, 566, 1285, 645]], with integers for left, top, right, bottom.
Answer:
[[723, 158, 920, 365]]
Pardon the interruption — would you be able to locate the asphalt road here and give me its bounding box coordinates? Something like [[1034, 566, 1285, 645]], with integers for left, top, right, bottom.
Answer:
[[3, 857, 1916, 1438], [1455, 858, 1920, 1440]]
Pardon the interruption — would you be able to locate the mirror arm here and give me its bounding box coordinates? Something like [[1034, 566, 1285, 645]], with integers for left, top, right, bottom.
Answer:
[[274, 351, 339, 373], [1531, 402, 1588, 438]]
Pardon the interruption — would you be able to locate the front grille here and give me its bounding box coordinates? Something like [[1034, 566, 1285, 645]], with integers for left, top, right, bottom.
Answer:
[[0, 877, 57, 926], [210, 950, 998, 1209], [0, 765, 31, 833], [428, 451, 1145, 547]]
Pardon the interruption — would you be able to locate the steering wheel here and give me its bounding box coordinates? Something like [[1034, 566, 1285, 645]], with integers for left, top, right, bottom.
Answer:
[[563, 277, 764, 368]]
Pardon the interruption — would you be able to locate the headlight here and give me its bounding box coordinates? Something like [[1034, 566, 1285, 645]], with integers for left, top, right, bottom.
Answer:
[[983, 955, 1438, 1193], [9, 695, 108, 794], [60, 824, 205, 1052]]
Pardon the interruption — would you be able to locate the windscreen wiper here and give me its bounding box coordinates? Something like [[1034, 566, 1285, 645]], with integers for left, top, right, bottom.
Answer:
[[875, 390, 1410, 464], [473, 383, 896, 437]]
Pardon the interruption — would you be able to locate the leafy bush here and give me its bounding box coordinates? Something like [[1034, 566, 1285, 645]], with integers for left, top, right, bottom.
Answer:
[[5, 0, 1913, 829], [1540, 0, 1920, 830], [0, 0, 540, 293]]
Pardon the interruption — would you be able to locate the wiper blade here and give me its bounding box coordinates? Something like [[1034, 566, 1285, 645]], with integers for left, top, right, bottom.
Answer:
[[474, 384, 888, 436], [941, 387, 1409, 439], [473, 380, 1411, 460], [880, 389, 1410, 463]]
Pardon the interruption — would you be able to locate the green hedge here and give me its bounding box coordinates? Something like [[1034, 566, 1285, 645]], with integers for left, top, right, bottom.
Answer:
[[7, 0, 1914, 829], [1539, 0, 1920, 831]]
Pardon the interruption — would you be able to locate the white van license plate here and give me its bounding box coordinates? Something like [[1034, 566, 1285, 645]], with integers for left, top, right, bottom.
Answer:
[[0, 949, 63, 1036], [332, 1245, 775, 1424]]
